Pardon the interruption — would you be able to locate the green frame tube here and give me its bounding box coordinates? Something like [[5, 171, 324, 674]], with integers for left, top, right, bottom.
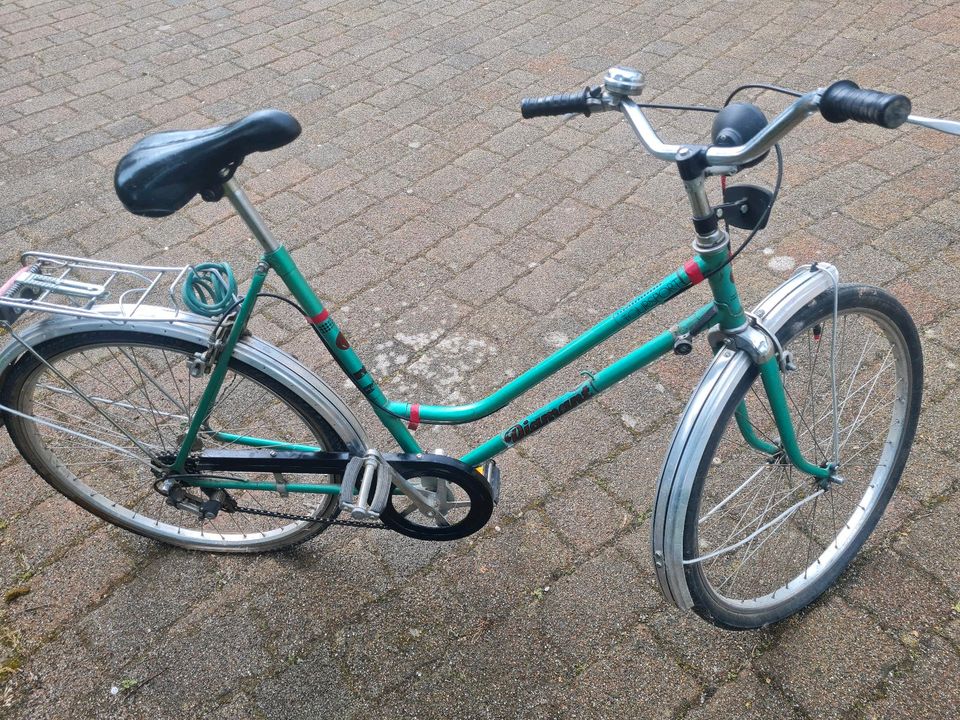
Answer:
[[170, 262, 269, 472], [461, 302, 716, 467], [757, 359, 832, 479], [174, 213, 828, 493], [384, 258, 710, 425], [185, 477, 341, 494]]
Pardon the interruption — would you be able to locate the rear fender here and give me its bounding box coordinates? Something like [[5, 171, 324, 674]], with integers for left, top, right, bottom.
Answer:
[[0, 306, 368, 451]]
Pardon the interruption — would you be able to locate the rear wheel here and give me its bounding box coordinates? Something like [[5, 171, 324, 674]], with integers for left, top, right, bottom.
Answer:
[[1, 331, 349, 552], [680, 285, 922, 629]]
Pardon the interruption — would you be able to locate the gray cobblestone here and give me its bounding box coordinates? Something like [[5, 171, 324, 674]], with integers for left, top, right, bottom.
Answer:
[[1, 0, 959, 717]]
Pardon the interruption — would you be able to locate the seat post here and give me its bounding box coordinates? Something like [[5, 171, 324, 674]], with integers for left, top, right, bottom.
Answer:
[[222, 178, 281, 254]]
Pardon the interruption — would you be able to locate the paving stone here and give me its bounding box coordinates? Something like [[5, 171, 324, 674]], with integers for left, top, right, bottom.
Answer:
[[1, 2, 959, 718], [648, 608, 766, 683], [504, 258, 588, 314], [252, 641, 357, 720], [543, 475, 634, 554], [756, 595, 906, 719], [862, 635, 960, 720], [685, 672, 804, 720], [437, 509, 573, 617], [564, 625, 701, 719], [841, 548, 954, 634], [525, 547, 662, 663], [3, 528, 145, 653], [895, 492, 960, 595]]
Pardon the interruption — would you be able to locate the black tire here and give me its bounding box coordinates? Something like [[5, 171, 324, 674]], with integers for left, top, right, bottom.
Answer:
[[682, 284, 922, 629], [1, 330, 348, 552]]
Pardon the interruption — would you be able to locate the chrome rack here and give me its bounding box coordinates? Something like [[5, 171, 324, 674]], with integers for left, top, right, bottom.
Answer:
[[0, 252, 220, 326]]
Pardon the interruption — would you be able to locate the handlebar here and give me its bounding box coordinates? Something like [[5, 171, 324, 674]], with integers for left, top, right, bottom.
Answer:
[[520, 74, 925, 169], [819, 80, 910, 128], [520, 88, 600, 118]]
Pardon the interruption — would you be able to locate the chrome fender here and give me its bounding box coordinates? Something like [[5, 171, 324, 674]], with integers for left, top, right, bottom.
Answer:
[[652, 263, 840, 610], [0, 305, 368, 453]]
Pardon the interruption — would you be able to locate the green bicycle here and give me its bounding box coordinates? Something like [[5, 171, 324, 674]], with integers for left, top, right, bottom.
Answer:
[[1, 67, 955, 629]]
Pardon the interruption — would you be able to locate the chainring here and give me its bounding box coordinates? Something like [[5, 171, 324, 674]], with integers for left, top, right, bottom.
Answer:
[[380, 458, 495, 541]]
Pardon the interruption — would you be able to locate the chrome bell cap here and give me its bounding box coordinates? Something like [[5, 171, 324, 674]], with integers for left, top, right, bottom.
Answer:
[[603, 66, 645, 96]]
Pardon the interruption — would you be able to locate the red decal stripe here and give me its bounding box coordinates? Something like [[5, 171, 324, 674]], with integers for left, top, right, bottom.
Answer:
[[407, 404, 420, 431], [309, 309, 330, 324], [683, 259, 705, 285]]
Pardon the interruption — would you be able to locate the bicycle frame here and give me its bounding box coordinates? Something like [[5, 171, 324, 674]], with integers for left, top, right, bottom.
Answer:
[[170, 178, 831, 491]]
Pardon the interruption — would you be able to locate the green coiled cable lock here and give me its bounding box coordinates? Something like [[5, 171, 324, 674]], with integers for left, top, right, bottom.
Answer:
[[182, 262, 238, 317]]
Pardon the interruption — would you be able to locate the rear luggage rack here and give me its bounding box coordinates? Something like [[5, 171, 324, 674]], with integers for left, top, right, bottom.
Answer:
[[0, 252, 221, 326]]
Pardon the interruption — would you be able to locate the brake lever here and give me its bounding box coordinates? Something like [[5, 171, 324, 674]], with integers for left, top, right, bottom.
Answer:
[[906, 114, 960, 136]]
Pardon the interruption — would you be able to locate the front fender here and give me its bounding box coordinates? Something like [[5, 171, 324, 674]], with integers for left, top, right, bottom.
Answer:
[[651, 262, 839, 610], [0, 305, 368, 453]]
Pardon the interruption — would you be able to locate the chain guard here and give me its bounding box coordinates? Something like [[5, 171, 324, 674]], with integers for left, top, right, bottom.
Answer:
[[168, 452, 495, 540], [379, 457, 495, 541]]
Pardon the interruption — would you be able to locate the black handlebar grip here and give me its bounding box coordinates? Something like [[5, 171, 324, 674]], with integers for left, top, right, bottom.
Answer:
[[819, 80, 912, 129], [521, 88, 592, 119]]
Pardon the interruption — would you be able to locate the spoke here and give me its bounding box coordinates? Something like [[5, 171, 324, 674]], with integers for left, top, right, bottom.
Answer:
[[700, 466, 768, 524], [36, 385, 188, 422], [804, 488, 819, 577], [785, 383, 827, 463], [1, 402, 153, 466], [687, 489, 825, 565], [162, 349, 190, 417], [26, 349, 161, 459], [102, 346, 165, 443], [794, 361, 896, 449], [749, 385, 779, 431], [706, 465, 783, 553], [126, 345, 170, 452], [838, 395, 897, 456], [118, 347, 187, 414], [839, 352, 894, 450], [30, 398, 145, 443]]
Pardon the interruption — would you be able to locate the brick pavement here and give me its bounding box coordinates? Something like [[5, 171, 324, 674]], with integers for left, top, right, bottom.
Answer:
[[1, 0, 960, 717]]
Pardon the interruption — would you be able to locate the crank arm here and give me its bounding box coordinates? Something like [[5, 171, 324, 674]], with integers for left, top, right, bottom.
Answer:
[[389, 470, 450, 526]]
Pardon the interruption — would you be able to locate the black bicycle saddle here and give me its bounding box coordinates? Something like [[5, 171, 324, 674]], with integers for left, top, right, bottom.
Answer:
[[114, 109, 301, 217]]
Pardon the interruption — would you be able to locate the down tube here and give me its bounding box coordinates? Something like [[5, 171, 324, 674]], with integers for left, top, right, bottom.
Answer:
[[461, 303, 715, 467]]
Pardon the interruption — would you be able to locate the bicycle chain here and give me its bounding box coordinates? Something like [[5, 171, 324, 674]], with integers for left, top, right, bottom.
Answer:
[[232, 504, 389, 530]]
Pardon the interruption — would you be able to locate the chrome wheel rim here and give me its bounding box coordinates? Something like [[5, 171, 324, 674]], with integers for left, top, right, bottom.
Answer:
[[691, 308, 911, 610]]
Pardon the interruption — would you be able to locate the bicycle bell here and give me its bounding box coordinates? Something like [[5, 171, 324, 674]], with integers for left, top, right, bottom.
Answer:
[[604, 66, 645, 96], [711, 103, 769, 167]]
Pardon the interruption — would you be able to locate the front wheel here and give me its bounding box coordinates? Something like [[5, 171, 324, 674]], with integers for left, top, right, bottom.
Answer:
[[1, 330, 352, 552], [666, 284, 922, 629]]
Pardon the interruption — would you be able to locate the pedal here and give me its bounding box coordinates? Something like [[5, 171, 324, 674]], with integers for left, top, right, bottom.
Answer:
[[340, 449, 451, 525], [339, 450, 393, 520], [482, 459, 501, 504]]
